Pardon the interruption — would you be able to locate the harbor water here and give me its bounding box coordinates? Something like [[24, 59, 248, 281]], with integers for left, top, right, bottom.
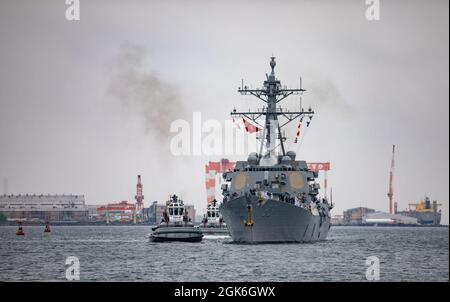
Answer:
[[0, 226, 448, 282]]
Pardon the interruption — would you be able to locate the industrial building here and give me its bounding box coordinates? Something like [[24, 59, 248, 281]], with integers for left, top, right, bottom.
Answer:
[[86, 204, 102, 221], [0, 194, 89, 222], [97, 201, 137, 223], [363, 212, 418, 225], [343, 207, 376, 225], [342, 207, 419, 226], [144, 201, 196, 224], [143, 201, 166, 224], [91, 176, 146, 224]]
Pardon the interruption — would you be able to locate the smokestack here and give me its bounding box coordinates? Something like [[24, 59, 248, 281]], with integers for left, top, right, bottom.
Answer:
[[394, 202, 398, 214]]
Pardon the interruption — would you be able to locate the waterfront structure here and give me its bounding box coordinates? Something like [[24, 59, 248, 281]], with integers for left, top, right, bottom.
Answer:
[[363, 212, 418, 225], [144, 201, 166, 224], [86, 204, 102, 221], [343, 207, 376, 225], [0, 194, 88, 222], [97, 201, 136, 223]]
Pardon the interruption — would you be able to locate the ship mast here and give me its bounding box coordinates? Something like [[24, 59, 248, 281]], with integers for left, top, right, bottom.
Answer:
[[231, 57, 314, 162]]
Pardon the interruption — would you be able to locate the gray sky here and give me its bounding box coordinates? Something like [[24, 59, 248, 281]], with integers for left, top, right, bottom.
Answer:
[[0, 0, 448, 223]]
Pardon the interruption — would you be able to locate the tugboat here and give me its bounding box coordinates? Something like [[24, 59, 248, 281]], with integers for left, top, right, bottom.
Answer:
[[219, 57, 333, 243], [200, 199, 229, 235], [149, 195, 203, 242]]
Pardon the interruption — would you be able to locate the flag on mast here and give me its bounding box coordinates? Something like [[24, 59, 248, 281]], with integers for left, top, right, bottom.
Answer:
[[242, 118, 262, 133], [294, 122, 301, 143]]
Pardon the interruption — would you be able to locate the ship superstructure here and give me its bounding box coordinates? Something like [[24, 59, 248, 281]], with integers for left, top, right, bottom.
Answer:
[[219, 57, 333, 243], [200, 199, 229, 235], [397, 196, 442, 225]]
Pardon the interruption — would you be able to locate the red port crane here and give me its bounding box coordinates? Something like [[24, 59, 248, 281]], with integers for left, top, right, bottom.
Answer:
[[135, 175, 144, 212], [387, 145, 395, 214]]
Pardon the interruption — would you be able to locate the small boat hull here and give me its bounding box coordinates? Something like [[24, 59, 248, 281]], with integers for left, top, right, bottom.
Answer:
[[149, 226, 203, 242], [199, 227, 230, 235]]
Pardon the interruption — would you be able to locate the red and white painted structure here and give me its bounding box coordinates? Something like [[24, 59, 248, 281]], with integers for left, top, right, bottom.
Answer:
[[306, 162, 331, 200], [135, 175, 144, 212], [205, 159, 236, 204]]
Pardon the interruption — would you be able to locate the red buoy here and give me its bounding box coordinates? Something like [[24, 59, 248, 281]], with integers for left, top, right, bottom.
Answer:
[[16, 221, 25, 236], [44, 221, 51, 233]]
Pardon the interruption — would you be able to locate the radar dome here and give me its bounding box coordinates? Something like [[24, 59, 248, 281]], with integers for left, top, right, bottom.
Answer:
[[281, 156, 292, 165], [248, 152, 258, 164], [286, 151, 296, 161]]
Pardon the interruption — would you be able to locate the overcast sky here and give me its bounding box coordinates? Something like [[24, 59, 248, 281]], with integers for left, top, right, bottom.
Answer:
[[0, 0, 448, 223]]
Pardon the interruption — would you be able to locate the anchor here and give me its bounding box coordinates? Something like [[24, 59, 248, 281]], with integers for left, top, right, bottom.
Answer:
[[243, 205, 254, 227]]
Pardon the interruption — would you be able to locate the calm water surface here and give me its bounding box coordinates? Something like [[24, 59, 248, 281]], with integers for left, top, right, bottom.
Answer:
[[0, 226, 448, 281]]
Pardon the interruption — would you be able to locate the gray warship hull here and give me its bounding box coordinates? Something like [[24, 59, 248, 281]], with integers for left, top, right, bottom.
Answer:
[[220, 196, 331, 243]]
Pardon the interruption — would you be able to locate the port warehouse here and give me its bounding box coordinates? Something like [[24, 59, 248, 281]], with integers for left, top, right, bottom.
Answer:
[[0, 194, 196, 224], [335, 206, 441, 226], [0, 194, 89, 222], [0, 194, 438, 226], [342, 207, 419, 225]]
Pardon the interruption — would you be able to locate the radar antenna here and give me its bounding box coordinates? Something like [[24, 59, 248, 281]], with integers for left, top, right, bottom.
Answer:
[[232, 57, 314, 160]]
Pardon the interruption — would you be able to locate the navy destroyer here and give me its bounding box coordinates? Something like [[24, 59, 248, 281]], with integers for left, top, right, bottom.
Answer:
[[149, 195, 203, 242], [219, 57, 333, 243]]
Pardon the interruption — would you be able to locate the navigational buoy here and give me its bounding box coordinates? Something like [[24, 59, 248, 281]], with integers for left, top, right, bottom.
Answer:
[[16, 221, 25, 236], [44, 221, 51, 233]]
